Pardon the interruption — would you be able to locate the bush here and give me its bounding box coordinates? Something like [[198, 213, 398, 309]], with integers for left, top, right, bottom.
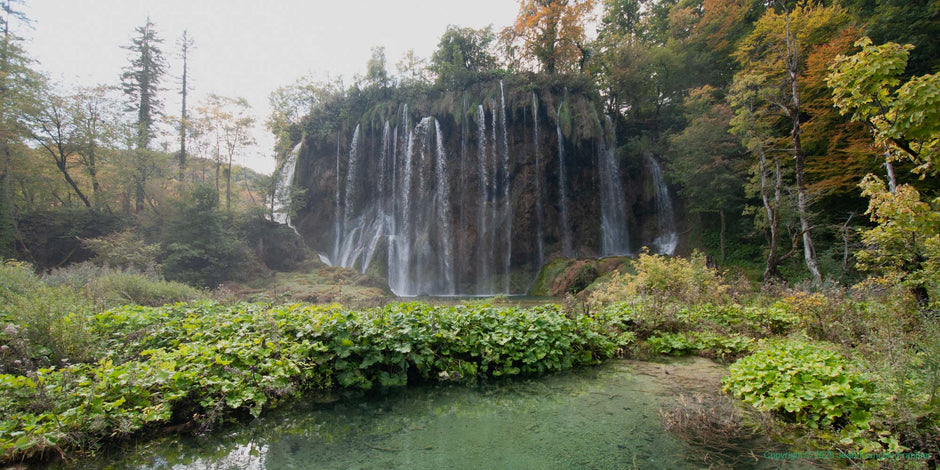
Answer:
[[82, 230, 160, 272], [647, 331, 754, 360], [1, 281, 97, 370], [87, 273, 205, 308], [589, 250, 734, 307]]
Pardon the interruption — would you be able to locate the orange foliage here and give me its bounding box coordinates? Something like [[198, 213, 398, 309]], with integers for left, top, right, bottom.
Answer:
[[506, 0, 596, 73], [801, 26, 879, 197]]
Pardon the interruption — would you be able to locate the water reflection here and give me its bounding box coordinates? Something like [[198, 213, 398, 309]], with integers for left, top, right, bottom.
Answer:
[[74, 358, 801, 469]]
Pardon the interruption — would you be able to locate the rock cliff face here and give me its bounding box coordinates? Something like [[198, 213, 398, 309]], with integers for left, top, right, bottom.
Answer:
[[283, 78, 680, 296]]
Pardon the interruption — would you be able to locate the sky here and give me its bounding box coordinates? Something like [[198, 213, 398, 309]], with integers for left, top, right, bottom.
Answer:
[[20, 0, 521, 174]]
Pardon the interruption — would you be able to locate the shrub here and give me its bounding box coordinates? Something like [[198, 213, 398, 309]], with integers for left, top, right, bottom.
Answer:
[[2, 282, 97, 369], [82, 230, 160, 272], [87, 273, 205, 308], [588, 250, 733, 307]]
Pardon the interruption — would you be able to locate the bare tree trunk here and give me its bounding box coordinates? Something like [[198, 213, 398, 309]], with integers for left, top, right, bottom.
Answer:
[[760, 146, 782, 283], [841, 213, 854, 272], [719, 209, 727, 263], [783, 4, 822, 284]]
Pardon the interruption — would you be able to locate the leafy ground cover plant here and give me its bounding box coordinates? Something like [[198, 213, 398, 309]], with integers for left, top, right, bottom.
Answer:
[[722, 339, 900, 453], [0, 301, 622, 463]]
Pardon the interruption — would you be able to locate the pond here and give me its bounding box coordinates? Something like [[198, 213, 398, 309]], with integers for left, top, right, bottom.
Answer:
[[67, 358, 804, 469]]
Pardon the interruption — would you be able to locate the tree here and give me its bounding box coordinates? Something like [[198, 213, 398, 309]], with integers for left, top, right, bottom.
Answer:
[[431, 25, 497, 89], [26, 86, 93, 208], [504, 0, 596, 73], [177, 30, 194, 180], [729, 72, 790, 282], [71, 85, 124, 209], [0, 0, 38, 256], [828, 37, 940, 176], [194, 94, 255, 211], [121, 17, 166, 212], [364, 46, 390, 89], [732, 2, 851, 284], [395, 49, 432, 87], [839, 0, 940, 76], [161, 183, 249, 287], [828, 38, 940, 309]]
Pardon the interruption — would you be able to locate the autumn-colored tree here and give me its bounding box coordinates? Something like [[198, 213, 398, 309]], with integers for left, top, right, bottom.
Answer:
[[732, 2, 851, 284], [504, 0, 596, 74]]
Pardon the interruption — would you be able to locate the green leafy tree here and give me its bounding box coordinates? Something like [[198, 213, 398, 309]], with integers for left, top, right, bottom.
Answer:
[[26, 85, 94, 208], [0, 0, 39, 256], [395, 49, 432, 87], [431, 25, 497, 89], [161, 184, 249, 287], [839, 0, 940, 76], [828, 38, 940, 309], [364, 46, 390, 89], [828, 37, 940, 176], [193, 94, 256, 210]]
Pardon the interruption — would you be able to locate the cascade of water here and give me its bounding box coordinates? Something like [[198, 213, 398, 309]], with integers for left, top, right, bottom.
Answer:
[[343, 124, 362, 235], [271, 141, 302, 229], [476, 105, 490, 294], [531, 92, 545, 269], [646, 154, 678, 255], [332, 132, 342, 264], [599, 116, 631, 256], [332, 124, 390, 273], [556, 101, 573, 256], [389, 113, 418, 295], [434, 120, 455, 294], [499, 81, 512, 292]]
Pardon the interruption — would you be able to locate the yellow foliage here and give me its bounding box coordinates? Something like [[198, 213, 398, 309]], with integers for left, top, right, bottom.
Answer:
[[588, 250, 732, 307]]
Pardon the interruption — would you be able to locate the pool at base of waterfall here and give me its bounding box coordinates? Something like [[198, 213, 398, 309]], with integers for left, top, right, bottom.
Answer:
[[71, 358, 809, 469]]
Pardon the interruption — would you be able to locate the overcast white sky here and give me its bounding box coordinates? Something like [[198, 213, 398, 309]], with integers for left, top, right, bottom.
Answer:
[[21, 0, 521, 174]]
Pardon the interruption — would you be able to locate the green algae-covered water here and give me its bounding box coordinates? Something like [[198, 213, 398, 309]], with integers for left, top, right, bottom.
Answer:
[[74, 358, 799, 469]]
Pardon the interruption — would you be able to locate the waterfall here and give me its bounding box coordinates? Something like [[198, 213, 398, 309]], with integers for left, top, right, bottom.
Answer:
[[332, 132, 342, 265], [531, 91, 545, 269], [599, 116, 630, 256], [556, 101, 573, 256], [499, 81, 512, 292], [303, 86, 678, 297], [271, 141, 301, 229], [434, 120, 456, 294], [333, 124, 390, 272], [646, 154, 678, 255], [476, 104, 490, 294]]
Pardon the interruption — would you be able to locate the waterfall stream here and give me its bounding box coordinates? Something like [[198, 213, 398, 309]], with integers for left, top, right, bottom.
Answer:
[[646, 154, 678, 255], [271, 141, 301, 229], [599, 116, 630, 256]]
